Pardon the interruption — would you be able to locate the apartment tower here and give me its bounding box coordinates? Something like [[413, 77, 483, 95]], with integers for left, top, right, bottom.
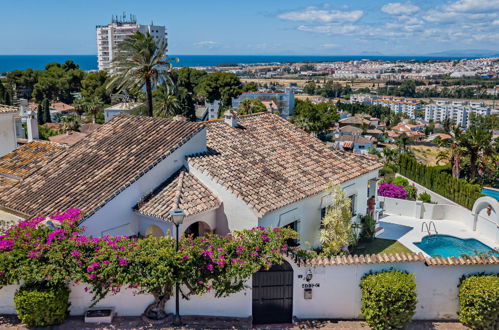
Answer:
[[96, 14, 167, 71]]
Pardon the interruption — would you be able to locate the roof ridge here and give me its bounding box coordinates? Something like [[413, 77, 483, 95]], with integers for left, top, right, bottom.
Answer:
[[201, 111, 271, 124], [173, 170, 186, 210]]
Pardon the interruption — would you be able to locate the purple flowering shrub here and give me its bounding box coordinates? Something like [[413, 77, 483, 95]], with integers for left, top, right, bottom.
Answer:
[[0, 210, 296, 320], [378, 182, 407, 199]]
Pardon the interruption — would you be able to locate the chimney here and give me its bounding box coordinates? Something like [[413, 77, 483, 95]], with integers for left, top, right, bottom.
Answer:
[[27, 110, 39, 142], [224, 109, 239, 128]]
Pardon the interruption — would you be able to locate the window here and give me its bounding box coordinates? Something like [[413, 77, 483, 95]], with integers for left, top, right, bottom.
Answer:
[[349, 194, 357, 216], [320, 207, 327, 229], [283, 221, 299, 247]]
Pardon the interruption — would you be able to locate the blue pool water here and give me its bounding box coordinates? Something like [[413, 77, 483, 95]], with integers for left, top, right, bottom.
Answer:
[[415, 235, 498, 258], [482, 187, 499, 201]]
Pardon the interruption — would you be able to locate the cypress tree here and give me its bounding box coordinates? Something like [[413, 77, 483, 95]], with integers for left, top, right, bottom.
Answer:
[[42, 98, 51, 124], [37, 104, 44, 125]]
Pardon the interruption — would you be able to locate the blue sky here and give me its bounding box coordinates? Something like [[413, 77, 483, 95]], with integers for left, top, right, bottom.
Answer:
[[0, 0, 498, 55]]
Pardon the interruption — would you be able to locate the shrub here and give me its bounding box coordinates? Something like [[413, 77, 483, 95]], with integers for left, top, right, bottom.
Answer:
[[359, 214, 376, 242], [405, 184, 417, 200], [360, 270, 417, 330], [458, 274, 499, 330], [392, 176, 409, 187], [14, 282, 70, 327], [379, 166, 395, 182], [418, 192, 432, 203], [378, 182, 407, 199]]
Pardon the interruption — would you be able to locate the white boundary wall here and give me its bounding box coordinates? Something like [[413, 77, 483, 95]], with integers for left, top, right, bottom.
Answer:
[[291, 261, 499, 320], [0, 283, 252, 317], [1, 262, 498, 320]]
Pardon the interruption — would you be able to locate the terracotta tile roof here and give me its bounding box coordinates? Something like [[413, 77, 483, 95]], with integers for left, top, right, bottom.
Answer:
[[135, 168, 221, 220], [289, 252, 499, 267], [188, 113, 382, 218], [80, 123, 102, 134], [339, 116, 370, 126], [0, 141, 66, 181], [49, 131, 88, 146], [50, 102, 75, 112], [336, 135, 373, 144], [0, 105, 18, 114], [0, 115, 204, 218], [339, 125, 363, 134]]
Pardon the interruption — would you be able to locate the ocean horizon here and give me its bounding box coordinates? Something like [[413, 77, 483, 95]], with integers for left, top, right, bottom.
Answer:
[[0, 54, 483, 72]]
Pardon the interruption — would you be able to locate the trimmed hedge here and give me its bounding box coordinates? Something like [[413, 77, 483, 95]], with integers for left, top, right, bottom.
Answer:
[[399, 154, 483, 209], [458, 274, 499, 330], [360, 270, 417, 330], [14, 282, 70, 327]]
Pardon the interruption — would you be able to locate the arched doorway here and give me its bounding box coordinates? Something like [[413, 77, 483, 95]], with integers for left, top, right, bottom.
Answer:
[[472, 196, 499, 230], [184, 221, 212, 238], [252, 261, 293, 324], [145, 224, 164, 237]]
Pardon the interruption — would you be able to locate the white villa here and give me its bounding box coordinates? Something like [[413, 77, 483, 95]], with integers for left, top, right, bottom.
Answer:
[[0, 112, 381, 247]]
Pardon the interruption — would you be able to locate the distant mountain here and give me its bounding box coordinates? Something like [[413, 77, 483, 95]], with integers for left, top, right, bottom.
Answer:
[[425, 49, 499, 57], [359, 51, 384, 56]]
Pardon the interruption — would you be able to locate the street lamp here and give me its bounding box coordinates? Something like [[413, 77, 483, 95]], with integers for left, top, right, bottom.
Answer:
[[170, 209, 185, 327]]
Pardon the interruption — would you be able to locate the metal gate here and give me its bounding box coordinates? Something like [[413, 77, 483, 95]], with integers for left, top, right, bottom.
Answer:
[[252, 261, 293, 324]]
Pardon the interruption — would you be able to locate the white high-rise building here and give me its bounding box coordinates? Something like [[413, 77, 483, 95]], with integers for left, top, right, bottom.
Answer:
[[96, 14, 167, 71], [424, 100, 492, 127]]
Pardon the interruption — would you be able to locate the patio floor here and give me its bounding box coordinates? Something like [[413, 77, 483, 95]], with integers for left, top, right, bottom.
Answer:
[[377, 214, 498, 256]]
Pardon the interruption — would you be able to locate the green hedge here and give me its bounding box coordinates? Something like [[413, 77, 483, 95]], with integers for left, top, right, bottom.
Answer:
[[458, 274, 499, 330], [399, 154, 483, 209], [14, 282, 70, 327], [360, 270, 417, 330]]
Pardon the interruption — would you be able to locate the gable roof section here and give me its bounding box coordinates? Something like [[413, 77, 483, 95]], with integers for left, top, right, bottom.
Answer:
[[0, 141, 66, 185], [0, 115, 204, 218], [188, 113, 382, 218], [135, 168, 221, 220]]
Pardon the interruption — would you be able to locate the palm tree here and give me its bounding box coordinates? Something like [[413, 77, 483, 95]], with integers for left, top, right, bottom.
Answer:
[[154, 91, 181, 118], [85, 96, 104, 124], [396, 133, 411, 153], [459, 126, 494, 181], [108, 32, 177, 117], [436, 126, 463, 178], [381, 148, 398, 166]]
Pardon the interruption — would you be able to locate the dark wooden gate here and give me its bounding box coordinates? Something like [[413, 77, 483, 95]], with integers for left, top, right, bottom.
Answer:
[[252, 261, 293, 324]]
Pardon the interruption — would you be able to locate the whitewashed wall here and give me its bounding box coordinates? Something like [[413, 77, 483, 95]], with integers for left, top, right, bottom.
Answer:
[[380, 196, 498, 243], [0, 283, 252, 317], [2, 262, 498, 320], [291, 261, 499, 320], [0, 113, 17, 157]]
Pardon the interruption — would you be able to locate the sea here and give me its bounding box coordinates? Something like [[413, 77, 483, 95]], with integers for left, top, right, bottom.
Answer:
[[0, 54, 481, 73]]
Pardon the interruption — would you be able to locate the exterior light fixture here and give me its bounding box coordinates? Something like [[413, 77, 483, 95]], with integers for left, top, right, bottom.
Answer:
[[170, 208, 185, 326], [170, 209, 185, 226], [305, 269, 313, 282]]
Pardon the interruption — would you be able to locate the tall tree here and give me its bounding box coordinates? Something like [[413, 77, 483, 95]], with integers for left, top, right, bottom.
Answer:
[[238, 99, 267, 115], [37, 103, 44, 125], [42, 98, 51, 124], [459, 126, 494, 181], [84, 96, 104, 124], [108, 32, 177, 117]]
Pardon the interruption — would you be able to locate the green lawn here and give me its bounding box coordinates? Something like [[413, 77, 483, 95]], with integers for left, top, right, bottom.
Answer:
[[353, 238, 412, 255]]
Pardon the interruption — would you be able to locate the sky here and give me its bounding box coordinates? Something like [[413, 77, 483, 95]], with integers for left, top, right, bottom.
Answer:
[[0, 0, 498, 55]]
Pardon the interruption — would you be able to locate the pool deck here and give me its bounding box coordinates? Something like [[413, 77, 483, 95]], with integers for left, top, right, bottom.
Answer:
[[378, 214, 499, 257]]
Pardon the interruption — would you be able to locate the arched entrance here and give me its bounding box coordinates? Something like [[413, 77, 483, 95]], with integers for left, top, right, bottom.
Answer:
[[184, 221, 212, 238], [252, 261, 293, 324], [471, 196, 499, 230], [145, 224, 164, 237]]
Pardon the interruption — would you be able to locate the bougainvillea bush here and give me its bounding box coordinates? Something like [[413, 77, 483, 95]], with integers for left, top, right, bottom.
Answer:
[[0, 209, 296, 321], [378, 182, 407, 199]]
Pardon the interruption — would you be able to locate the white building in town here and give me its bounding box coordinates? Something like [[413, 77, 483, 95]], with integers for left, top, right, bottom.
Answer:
[[97, 14, 167, 71], [104, 102, 143, 122], [0, 105, 19, 157], [0, 112, 381, 248], [424, 100, 492, 127], [350, 94, 421, 119], [231, 89, 295, 118]]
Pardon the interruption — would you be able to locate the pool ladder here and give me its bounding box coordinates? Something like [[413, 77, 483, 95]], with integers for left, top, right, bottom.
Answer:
[[421, 221, 438, 237]]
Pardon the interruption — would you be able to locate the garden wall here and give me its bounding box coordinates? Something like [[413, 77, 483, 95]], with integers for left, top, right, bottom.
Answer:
[[1, 261, 498, 320], [291, 260, 499, 320], [0, 283, 252, 317]]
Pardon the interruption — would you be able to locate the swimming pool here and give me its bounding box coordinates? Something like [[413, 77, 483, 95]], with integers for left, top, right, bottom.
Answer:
[[414, 235, 498, 258]]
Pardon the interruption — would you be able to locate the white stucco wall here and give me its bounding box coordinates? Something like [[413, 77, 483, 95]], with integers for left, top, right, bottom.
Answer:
[[291, 261, 499, 320], [0, 283, 252, 317], [81, 129, 207, 237], [0, 113, 17, 157], [187, 165, 258, 232], [259, 171, 378, 248]]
